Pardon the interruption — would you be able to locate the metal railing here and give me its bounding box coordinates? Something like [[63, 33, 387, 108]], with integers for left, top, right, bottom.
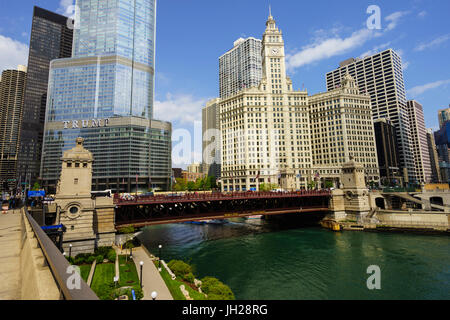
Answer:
[[114, 190, 331, 205], [23, 207, 98, 300]]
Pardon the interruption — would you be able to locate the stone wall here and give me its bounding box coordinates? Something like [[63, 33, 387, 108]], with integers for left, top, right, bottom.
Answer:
[[20, 209, 60, 300], [375, 210, 449, 231]]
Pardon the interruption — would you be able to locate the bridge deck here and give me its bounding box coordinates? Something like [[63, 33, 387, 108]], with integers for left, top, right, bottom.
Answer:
[[114, 190, 331, 206], [0, 210, 22, 299]]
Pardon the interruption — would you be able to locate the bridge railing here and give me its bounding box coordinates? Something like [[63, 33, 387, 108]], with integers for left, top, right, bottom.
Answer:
[[23, 207, 99, 300], [114, 190, 331, 205]]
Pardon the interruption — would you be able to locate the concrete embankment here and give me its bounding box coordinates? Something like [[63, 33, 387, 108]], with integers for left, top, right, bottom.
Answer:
[[323, 211, 449, 234]]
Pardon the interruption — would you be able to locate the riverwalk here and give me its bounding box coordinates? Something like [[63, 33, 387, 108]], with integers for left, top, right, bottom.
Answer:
[[131, 247, 173, 300], [0, 210, 22, 299]]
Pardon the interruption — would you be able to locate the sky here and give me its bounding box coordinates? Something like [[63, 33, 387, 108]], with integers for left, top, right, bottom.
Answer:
[[0, 0, 449, 167]]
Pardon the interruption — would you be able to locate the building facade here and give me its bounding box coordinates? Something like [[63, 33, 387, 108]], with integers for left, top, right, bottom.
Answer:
[[438, 107, 450, 129], [17, 6, 73, 187], [219, 37, 262, 99], [0, 66, 27, 192], [427, 128, 441, 183], [373, 118, 402, 185], [41, 0, 172, 193], [202, 98, 221, 178], [407, 100, 432, 183], [309, 74, 380, 187], [326, 50, 415, 184], [220, 13, 311, 192]]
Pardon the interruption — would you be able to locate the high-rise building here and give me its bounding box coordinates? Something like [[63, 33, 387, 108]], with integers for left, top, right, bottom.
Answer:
[[202, 98, 221, 178], [18, 6, 74, 186], [0, 66, 27, 192], [219, 37, 262, 99], [438, 107, 450, 128], [309, 74, 379, 186], [373, 118, 402, 185], [41, 0, 172, 193], [426, 128, 441, 183], [326, 49, 415, 183], [407, 100, 432, 183], [220, 13, 311, 192]]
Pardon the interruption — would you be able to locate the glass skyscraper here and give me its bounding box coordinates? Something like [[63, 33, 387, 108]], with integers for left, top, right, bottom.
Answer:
[[18, 6, 73, 186], [41, 0, 172, 193]]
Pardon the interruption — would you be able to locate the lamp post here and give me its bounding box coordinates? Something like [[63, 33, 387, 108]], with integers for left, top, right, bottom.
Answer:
[[130, 245, 133, 260], [139, 261, 144, 288], [151, 291, 157, 300], [114, 276, 118, 288], [69, 244, 72, 258], [158, 245, 162, 270]]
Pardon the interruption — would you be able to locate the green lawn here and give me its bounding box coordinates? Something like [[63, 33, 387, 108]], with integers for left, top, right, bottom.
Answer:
[[153, 260, 206, 300], [118, 255, 141, 291], [90, 263, 115, 299], [78, 264, 92, 282]]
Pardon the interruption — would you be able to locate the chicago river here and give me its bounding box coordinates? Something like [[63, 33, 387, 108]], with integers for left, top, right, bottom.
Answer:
[[138, 216, 450, 300]]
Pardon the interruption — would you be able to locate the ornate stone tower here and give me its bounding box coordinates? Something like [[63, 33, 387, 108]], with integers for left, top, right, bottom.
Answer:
[[341, 156, 370, 219], [55, 138, 115, 254]]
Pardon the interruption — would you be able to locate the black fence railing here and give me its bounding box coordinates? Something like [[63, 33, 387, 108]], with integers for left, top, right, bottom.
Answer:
[[24, 208, 98, 300]]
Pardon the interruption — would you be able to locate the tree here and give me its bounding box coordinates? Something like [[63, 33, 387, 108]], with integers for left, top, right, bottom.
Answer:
[[324, 180, 333, 189], [31, 182, 41, 191]]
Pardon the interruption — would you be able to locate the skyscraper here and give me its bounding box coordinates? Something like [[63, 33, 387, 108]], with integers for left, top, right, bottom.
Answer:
[[41, 0, 172, 193], [373, 118, 402, 184], [219, 37, 262, 99], [438, 107, 450, 128], [0, 66, 27, 192], [220, 13, 311, 191], [326, 49, 415, 184], [18, 6, 74, 186], [407, 100, 431, 183], [202, 98, 221, 178], [309, 74, 379, 186], [426, 128, 441, 183]]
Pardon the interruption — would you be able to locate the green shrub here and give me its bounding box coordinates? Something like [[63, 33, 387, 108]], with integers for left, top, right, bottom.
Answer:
[[118, 226, 135, 234], [201, 276, 235, 300], [167, 260, 192, 278], [107, 249, 116, 262], [97, 283, 115, 300], [66, 256, 75, 264], [95, 246, 113, 257], [86, 255, 96, 264], [183, 272, 195, 284], [95, 255, 104, 264]]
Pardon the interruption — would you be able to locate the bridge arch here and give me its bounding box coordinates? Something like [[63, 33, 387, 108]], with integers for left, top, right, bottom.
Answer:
[[375, 197, 386, 209], [429, 196, 444, 207]]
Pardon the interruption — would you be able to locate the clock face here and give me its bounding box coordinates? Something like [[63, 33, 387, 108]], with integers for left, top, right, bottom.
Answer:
[[271, 48, 279, 55]]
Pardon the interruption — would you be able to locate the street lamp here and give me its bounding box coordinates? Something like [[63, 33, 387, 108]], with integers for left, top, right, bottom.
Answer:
[[151, 291, 157, 300], [114, 276, 118, 288], [139, 261, 144, 288], [158, 245, 162, 270], [69, 244, 72, 258], [130, 245, 133, 259]]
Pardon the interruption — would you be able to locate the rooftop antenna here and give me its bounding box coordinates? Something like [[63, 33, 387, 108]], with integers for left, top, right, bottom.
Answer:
[[269, 4, 272, 17]]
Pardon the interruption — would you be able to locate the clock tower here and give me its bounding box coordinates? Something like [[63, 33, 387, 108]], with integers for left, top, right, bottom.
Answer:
[[261, 10, 289, 93]]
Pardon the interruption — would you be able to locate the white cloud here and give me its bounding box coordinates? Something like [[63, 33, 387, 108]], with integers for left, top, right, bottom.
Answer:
[[154, 93, 210, 124], [408, 79, 450, 97], [0, 34, 29, 73], [418, 11, 427, 18], [385, 11, 409, 31], [285, 10, 407, 72], [414, 34, 450, 51], [57, 0, 75, 15], [286, 28, 374, 71], [402, 61, 410, 70], [359, 42, 391, 58]]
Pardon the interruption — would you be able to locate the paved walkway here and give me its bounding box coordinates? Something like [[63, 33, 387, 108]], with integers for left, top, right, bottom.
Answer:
[[0, 210, 22, 300], [131, 247, 173, 300]]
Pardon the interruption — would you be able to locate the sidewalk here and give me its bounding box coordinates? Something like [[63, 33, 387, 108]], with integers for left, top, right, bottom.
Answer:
[[131, 247, 173, 300], [0, 210, 22, 299]]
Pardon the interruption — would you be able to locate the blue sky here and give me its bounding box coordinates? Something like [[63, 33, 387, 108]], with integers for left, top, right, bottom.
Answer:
[[0, 0, 449, 167]]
